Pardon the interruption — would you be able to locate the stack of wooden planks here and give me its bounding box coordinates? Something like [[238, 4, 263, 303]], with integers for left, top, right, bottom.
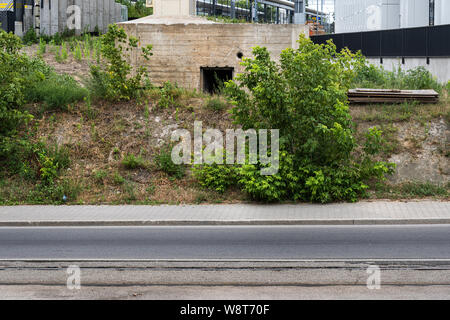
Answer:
[[348, 88, 439, 104]]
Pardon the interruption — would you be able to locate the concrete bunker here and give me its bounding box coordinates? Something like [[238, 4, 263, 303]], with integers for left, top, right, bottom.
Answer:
[[120, 0, 308, 90]]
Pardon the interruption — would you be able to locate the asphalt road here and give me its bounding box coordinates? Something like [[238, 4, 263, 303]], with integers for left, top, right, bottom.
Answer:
[[1, 225, 449, 260]]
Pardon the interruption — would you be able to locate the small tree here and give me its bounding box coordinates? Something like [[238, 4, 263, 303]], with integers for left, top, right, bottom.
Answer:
[[218, 35, 394, 203], [90, 24, 153, 101]]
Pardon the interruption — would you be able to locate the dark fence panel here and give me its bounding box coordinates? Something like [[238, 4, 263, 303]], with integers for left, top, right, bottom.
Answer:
[[428, 24, 450, 57], [0, 11, 15, 33], [311, 24, 450, 57], [361, 31, 380, 57]]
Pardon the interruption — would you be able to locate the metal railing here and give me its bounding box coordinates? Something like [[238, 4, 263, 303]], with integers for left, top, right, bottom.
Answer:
[[0, 0, 14, 11]]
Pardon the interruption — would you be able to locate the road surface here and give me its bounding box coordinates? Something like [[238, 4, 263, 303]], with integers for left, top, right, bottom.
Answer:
[[0, 225, 449, 260]]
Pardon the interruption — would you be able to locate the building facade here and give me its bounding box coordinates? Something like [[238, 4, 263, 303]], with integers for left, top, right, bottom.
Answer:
[[335, 0, 450, 33]]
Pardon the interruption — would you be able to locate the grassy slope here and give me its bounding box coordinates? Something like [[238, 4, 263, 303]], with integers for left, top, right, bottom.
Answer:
[[0, 46, 449, 205]]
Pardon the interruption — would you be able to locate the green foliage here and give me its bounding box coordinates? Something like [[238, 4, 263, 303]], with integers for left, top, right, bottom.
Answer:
[[205, 96, 228, 112], [193, 163, 237, 193], [155, 145, 185, 179], [26, 73, 88, 111], [94, 170, 108, 184], [158, 81, 182, 109], [112, 171, 125, 185], [0, 30, 33, 137], [353, 62, 443, 92], [73, 41, 83, 61], [375, 181, 449, 199], [89, 24, 153, 101], [38, 38, 47, 55], [116, 0, 153, 19], [23, 28, 38, 45], [0, 137, 71, 186], [122, 153, 146, 169], [193, 35, 395, 203]]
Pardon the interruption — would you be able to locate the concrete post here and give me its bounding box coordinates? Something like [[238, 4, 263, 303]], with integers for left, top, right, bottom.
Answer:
[[58, 0, 67, 33], [73, 0, 81, 35], [230, 0, 235, 19], [97, 0, 103, 33], [34, 0, 40, 37], [40, 0, 50, 35], [109, 0, 114, 26], [24, 6, 33, 34], [50, 0, 59, 35], [90, 0, 96, 32], [103, 0, 109, 33], [115, 2, 121, 23], [14, 21, 24, 37], [293, 0, 306, 24]]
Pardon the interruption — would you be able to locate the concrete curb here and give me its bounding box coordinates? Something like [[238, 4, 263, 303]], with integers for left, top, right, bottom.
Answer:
[[1, 218, 450, 227]]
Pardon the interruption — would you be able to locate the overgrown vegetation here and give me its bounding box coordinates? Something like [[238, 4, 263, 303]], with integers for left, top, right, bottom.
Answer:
[[194, 36, 396, 203], [1, 27, 448, 205], [353, 62, 443, 93], [116, 0, 153, 19], [88, 24, 153, 100]]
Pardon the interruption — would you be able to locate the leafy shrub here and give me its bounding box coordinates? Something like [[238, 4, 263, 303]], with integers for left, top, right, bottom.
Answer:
[[23, 28, 38, 45], [88, 24, 153, 101], [193, 35, 395, 203], [26, 73, 88, 111], [0, 30, 34, 137], [192, 163, 237, 193], [122, 153, 146, 169], [155, 145, 185, 179]]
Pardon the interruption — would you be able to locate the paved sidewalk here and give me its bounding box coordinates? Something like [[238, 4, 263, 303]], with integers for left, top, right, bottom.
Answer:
[[0, 201, 449, 226]]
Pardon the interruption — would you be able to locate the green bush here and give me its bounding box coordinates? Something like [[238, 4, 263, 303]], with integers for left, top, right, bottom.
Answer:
[[88, 24, 153, 101], [0, 30, 33, 137], [193, 163, 237, 193], [155, 145, 185, 179], [193, 35, 395, 203], [23, 28, 38, 45], [26, 73, 88, 111]]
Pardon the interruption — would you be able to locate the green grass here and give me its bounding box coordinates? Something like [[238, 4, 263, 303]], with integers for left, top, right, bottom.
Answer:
[[122, 154, 147, 170], [374, 181, 449, 199]]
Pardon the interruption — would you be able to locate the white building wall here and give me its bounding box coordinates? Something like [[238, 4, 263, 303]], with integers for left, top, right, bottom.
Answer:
[[400, 0, 429, 28], [435, 0, 450, 25], [335, 0, 400, 33]]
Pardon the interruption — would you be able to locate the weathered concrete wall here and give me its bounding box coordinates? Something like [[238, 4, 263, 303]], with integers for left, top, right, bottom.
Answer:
[[120, 19, 308, 90], [368, 57, 450, 84]]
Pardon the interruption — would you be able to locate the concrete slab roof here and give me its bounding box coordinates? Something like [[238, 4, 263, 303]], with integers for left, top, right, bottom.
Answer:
[[119, 15, 218, 25]]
